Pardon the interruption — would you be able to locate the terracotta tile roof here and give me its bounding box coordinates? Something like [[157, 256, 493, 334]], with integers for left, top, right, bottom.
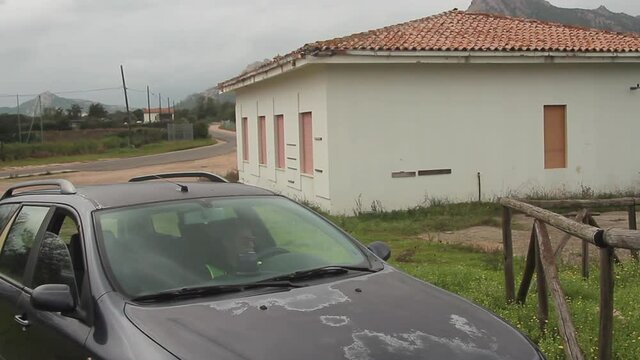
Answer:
[[144, 107, 174, 114], [304, 10, 640, 53], [220, 10, 640, 89]]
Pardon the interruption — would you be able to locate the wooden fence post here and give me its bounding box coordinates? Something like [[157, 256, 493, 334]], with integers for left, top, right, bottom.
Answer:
[[582, 240, 589, 279], [517, 228, 537, 304], [599, 246, 615, 360], [628, 204, 639, 261], [502, 206, 515, 303], [535, 221, 585, 360], [554, 209, 589, 260], [534, 222, 549, 333]]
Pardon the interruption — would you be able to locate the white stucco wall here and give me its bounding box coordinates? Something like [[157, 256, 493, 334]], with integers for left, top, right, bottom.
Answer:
[[235, 65, 332, 209], [325, 63, 640, 213]]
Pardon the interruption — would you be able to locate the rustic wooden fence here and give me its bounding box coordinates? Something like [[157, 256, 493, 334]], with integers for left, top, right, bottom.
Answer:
[[500, 197, 640, 360]]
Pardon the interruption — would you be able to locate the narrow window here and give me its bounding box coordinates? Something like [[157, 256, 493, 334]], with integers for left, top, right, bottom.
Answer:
[[0, 206, 50, 284], [299, 112, 313, 175], [241, 117, 249, 162], [544, 105, 567, 169], [258, 116, 267, 165], [275, 115, 285, 169]]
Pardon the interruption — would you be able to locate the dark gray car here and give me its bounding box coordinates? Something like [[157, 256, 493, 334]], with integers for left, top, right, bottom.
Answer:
[[0, 172, 545, 359]]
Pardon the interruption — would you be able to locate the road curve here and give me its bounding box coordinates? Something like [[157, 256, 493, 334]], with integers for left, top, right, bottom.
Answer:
[[0, 125, 237, 178]]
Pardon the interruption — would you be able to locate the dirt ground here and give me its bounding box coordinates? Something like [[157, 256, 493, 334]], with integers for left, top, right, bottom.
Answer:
[[0, 125, 238, 192], [423, 211, 634, 263], [0, 147, 238, 192]]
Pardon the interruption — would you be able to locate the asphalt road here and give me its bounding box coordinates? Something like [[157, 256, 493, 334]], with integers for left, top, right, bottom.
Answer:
[[0, 126, 237, 178]]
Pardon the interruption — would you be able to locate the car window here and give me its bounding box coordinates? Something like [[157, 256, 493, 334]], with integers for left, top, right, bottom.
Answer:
[[33, 210, 84, 295], [32, 232, 78, 296], [0, 204, 19, 233], [95, 196, 367, 298], [253, 204, 362, 264], [0, 206, 50, 284], [0, 204, 20, 251], [151, 212, 181, 237]]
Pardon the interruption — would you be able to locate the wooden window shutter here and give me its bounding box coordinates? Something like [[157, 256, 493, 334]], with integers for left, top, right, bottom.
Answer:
[[300, 112, 313, 175], [544, 105, 567, 169], [275, 115, 285, 169], [242, 117, 249, 161], [258, 116, 266, 165]]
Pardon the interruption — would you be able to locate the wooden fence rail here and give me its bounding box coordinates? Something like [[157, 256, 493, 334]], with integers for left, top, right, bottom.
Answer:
[[499, 197, 640, 360]]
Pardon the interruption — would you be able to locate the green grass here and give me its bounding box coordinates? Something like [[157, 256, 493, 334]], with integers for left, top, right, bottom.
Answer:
[[0, 139, 215, 168], [326, 203, 640, 360]]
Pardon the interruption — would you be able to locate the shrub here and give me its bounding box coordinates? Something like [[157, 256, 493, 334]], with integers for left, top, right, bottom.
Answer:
[[193, 121, 210, 139], [224, 169, 239, 183]]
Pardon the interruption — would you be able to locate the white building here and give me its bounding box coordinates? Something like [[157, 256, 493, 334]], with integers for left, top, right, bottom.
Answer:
[[143, 108, 174, 123], [220, 10, 640, 214]]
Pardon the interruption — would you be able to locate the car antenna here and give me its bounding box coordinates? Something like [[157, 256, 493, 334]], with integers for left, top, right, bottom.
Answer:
[[151, 175, 189, 192]]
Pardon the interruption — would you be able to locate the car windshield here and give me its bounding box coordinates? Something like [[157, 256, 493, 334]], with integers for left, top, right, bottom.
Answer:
[[95, 196, 368, 298]]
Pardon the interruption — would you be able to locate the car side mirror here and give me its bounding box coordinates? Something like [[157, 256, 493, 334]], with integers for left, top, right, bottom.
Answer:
[[367, 241, 391, 261], [31, 284, 76, 313]]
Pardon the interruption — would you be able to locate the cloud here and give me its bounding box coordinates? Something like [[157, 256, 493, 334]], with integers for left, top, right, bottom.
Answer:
[[1, 0, 639, 108]]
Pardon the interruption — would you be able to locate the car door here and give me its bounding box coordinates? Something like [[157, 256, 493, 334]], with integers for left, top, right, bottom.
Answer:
[[15, 206, 92, 359], [0, 204, 51, 360]]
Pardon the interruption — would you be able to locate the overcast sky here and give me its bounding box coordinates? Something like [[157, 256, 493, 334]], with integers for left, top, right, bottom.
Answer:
[[1, 0, 639, 108]]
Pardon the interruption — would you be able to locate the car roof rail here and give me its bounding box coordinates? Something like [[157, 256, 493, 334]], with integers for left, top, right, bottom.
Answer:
[[128, 171, 228, 183], [1, 179, 77, 200]]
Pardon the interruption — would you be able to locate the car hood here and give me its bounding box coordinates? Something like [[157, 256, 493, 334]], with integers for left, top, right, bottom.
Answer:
[[125, 268, 542, 360]]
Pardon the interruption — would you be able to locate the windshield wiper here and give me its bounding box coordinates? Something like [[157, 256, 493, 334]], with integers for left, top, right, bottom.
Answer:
[[132, 281, 303, 303], [261, 265, 378, 283]]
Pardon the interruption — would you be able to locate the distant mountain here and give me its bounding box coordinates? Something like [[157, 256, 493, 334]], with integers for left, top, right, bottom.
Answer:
[[0, 91, 125, 115], [177, 87, 235, 110], [468, 0, 640, 33]]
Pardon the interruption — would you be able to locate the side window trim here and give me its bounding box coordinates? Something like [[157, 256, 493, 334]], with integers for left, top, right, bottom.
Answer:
[[21, 206, 55, 290], [0, 204, 54, 289], [0, 208, 21, 289], [0, 203, 20, 237]]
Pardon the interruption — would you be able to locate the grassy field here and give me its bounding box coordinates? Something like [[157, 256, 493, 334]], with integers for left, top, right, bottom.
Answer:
[[0, 139, 215, 169], [325, 203, 640, 360]]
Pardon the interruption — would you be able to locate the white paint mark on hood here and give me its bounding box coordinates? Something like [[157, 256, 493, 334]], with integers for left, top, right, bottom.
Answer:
[[321, 315, 350, 327], [344, 330, 505, 360], [209, 286, 350, 314], [449, 314, 484, 338]]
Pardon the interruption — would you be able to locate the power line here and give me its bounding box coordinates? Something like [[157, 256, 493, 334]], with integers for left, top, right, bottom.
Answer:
[[0, 86, 123, 98]]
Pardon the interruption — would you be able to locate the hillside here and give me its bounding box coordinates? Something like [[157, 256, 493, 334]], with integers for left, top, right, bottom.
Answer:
[[177, 87, 235, 110], [468, 0, 640, 33], [0, 92, 124, 115]]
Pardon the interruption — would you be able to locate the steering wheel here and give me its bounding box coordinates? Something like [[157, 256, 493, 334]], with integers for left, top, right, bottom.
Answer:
[[256, 246, 289, 260]]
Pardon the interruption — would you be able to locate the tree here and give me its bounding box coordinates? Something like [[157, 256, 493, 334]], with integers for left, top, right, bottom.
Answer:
[[132, 109, 144, 122], [43, 107, 71, 131], [66, 104, 82, 120], [88, 103, 108, 118]]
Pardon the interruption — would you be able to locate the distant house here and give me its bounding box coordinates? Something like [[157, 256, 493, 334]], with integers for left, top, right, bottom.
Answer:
[[143, 108, 174, 123], [219, 10, 640, 214]]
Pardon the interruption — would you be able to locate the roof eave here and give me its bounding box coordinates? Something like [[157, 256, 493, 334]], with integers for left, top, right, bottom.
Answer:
[[341, 50, 640, 62], [218, 53, 308, 93], [219, 50, 640, 91]]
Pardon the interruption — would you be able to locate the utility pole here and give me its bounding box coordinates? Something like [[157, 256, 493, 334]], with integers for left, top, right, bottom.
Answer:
[[146, 86, 151, 124], [167, 97, 171, 121], [120, 65, 132, 147], [38, 95, 43, 143], [158, 93, 162, 122], [16, 95, 21, 143]]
